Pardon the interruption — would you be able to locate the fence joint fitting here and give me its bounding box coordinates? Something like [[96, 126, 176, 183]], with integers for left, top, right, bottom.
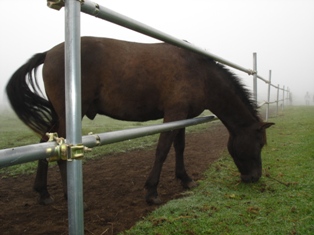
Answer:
[[248, 69, 257, 75], [88, 132, 101, 146], [47, 0, 64, 10], [46, 133, 67, 162], [68, 144, 85, 161], [46, 133, 90, 161], [93, 3, 100, 16]]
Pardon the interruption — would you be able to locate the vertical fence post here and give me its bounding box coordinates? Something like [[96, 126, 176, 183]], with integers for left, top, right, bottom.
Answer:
[[287, 87, 290, 105], [276, 84, 280, 116], [282, 85, 285, 111], [253, 52, 258, 102], [266, 70, 272, 121], [64, 0, 84, 234]]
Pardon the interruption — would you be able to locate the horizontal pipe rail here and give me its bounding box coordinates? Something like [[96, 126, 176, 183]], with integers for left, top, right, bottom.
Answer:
[[0, 115, 216, 168], [259, 99, 284, 107], [47, 0, 290, 109], [266, 101, 278, 105], [79, 0, 255, 75], [79, 1, 290, 105], [83, 115, 216, 147], [48, 0, 290, 97], [257, 101, 267, 107], [257, 74, 269, 83]]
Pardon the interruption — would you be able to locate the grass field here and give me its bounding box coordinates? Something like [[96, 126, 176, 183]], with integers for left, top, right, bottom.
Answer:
[[1, 106, 313, 234], [120, 106, 314, 235]]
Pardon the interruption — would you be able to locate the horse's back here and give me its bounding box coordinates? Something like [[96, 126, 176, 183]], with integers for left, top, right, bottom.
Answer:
[[43, 37, 209, 121]]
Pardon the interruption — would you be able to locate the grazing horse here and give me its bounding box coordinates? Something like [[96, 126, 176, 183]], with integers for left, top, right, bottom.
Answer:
[[6, 37, 274, 205]]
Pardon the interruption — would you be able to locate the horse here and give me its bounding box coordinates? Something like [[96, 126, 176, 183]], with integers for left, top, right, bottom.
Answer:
[[6, 37, 274, 205]]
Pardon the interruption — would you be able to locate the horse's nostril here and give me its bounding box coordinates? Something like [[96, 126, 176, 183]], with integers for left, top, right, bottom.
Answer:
[[241, 174, 260, 183]]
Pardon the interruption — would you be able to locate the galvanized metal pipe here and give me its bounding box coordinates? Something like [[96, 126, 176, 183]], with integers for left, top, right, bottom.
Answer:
[[286, 87, 291, 105], [253, 53, 258, 102], [0, 116, 216, 168], [0, 141, 61, 168], [80, 0, 255, 75], [80, 0, 292, 103], [276, 84, 280, 116], [266, 70, 272, 121], [83, 116, 216, 147], [282, 85, 285, 110], [64, 0, 84, 234], [257, 74, 269, 84]]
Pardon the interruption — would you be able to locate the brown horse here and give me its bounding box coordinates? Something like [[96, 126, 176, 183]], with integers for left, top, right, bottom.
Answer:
[[6, 37, 274, 205]]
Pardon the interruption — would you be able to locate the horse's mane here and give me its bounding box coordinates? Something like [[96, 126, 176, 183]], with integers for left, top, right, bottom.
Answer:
[[215, 61, 261, 122]]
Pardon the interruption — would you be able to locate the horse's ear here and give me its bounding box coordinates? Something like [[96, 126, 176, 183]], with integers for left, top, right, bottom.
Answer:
[[260, 122, 275, 130]]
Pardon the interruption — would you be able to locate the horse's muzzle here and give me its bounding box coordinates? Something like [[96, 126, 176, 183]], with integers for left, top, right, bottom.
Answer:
[[241, 174, 261, 183]]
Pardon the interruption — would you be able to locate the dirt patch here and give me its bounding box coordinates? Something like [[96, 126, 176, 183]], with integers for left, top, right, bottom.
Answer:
[[0, 123, 228, 235]]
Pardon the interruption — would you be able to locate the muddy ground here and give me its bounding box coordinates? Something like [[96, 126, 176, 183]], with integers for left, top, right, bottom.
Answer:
[[0, 123, 228, 235]]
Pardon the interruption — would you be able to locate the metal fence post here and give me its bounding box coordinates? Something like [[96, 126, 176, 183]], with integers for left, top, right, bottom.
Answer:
[[276, 84, 280, 116], [64, 0, 84, 234], [253, 52, 258, 102], [266, 70, 271, 121], [287, 87, 290, 105], [282, 85, 285, 110]]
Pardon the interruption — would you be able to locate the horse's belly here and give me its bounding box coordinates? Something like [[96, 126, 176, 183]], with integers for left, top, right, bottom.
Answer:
[[100, 108, 164, 122], [96, 96, 164, 122]]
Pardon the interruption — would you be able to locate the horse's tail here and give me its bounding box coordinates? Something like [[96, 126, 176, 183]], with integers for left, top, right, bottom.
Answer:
[[6, 52, 58, 137]]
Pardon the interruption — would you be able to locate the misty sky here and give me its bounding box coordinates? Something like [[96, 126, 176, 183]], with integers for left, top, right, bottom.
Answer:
[[1, 0, 314, 106]]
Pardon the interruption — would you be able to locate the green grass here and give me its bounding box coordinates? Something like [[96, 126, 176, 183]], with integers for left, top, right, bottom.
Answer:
[[121, 106, 314, 235], [1, 107, 313, 234]]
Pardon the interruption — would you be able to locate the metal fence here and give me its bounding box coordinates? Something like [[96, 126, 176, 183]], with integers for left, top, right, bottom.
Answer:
[[252, 53, 290, 121], [1, 0, 290, 234]]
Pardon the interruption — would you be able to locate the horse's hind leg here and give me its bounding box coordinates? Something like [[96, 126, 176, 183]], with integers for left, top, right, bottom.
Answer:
[[34, 159, 54, 205], [33, 159, 67, 204], [33, 122, 68, 204], [57, 159, 67, 200], [174, 128, 197, 189], [33, 135, 55, 204]]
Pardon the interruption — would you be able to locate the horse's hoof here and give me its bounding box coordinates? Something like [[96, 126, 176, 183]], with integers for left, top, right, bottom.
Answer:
[[146, 196, 163, 205], [182, 180, 198, 189], [38, 196, 54, 205]]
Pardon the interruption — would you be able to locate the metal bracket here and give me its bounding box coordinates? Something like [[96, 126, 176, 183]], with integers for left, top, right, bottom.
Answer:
[[47, 0, 85, 11], [93, 3, 100, 17], [46, 133, 67, 162], [88, 132, 101, 146], [248, 69, 257, 76], [47, 0, 64, 10], [67, 144, 85, 161], [46, 133, 90, 162]]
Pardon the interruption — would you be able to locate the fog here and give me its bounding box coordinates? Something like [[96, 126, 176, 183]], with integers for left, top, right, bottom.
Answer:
[[1, 0, 314, 110]]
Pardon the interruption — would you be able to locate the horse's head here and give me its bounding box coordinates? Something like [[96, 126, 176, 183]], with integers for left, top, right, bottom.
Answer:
[[228, 122, 274, 183]]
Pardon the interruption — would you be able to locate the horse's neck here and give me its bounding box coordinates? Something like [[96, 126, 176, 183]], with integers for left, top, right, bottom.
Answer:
[[214, 109, 258, 134], [207, 89, 259, 135]]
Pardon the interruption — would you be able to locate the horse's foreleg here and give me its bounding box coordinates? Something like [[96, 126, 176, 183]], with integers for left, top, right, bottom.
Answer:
[[145, 131, 176, 205], [33, 158, 54, 205], [174, 128, 197, 189]]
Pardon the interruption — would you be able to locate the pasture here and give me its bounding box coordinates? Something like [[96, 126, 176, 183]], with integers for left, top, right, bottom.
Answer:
[[0, 106, 313, 234], [123, 106, 314, 235]]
